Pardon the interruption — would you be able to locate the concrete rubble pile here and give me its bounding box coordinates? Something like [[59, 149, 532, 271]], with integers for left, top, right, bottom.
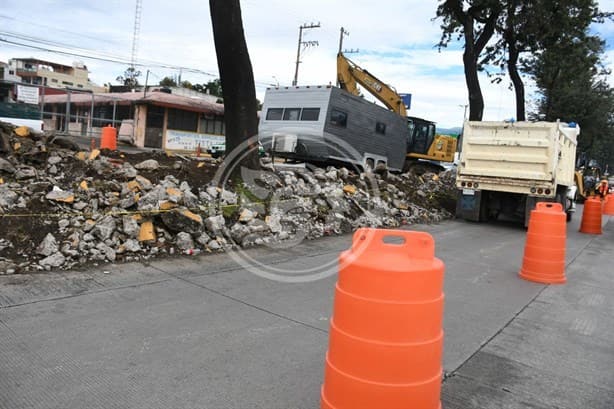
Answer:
[[0, 121, 457, 274]]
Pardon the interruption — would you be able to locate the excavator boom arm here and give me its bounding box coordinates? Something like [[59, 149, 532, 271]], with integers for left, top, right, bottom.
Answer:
[[336, 53, 407, 117]]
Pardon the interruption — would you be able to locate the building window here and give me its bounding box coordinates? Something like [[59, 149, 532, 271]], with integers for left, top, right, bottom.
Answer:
[[266, 108, 283, 120], [51, 78, 58, 83], [9, 70, 14, 75], [301, 108, 320, 121], [375, 122, 386, 135], [282, 108, 301, 121], [77, 84, 83, 88], [330, 109, 347, 128], [167, 108, 198, 132], [199, 115, 225, 135], [62, 81, 73, 86]]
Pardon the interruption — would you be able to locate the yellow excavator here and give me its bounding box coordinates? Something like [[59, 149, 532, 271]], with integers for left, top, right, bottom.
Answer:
[[337, 52, 457, 172]]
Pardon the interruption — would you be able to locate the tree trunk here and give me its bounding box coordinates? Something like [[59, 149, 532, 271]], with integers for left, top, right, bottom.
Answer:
[[463, 44, 485, 121], [209, 0, 259, 170], [447, 1, 500, 122], [507, 44, 525, 121]]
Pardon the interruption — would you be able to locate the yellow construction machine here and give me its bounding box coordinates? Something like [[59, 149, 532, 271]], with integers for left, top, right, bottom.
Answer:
[[574, 154, 608, 201], [337, 52, 457, 171]]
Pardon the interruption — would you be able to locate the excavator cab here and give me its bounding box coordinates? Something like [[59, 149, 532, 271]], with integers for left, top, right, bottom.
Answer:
[[407, 116, 436, 155]]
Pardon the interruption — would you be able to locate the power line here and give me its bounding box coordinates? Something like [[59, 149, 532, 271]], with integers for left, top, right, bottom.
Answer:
[[0, 37, 277, 88], [0, 31, 130, 62], [0, 13, 121, 44]]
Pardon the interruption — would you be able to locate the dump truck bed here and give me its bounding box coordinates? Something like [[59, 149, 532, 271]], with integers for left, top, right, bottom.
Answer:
[[457, 121, 578, 196]]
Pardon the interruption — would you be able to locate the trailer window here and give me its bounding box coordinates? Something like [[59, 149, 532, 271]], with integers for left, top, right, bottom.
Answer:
[[266, 108, 283, 120], [301, 108, 320, 121], [330, 109, 347, 127], [375, 122, 386, 135], [283, 108, 301, 121]]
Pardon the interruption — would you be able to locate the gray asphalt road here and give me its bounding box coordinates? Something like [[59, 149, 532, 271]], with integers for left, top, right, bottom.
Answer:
[[0, 212, 612, 409]]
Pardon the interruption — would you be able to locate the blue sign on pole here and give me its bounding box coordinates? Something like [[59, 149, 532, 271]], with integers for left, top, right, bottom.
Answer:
[[400, 93, 412, 110]]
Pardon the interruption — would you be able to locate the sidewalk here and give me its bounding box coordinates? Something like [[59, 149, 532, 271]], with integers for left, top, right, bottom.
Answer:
[[442, 218, 614, 408]]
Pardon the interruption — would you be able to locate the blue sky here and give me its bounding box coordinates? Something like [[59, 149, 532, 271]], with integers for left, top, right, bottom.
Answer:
[[1, 0, 612, 128]]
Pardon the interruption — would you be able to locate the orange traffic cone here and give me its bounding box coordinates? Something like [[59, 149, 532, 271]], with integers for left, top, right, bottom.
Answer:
[[519, 202, 566, 284], [603, 194, 614, 216], [579, 196, 603, 234], [100, 125, 117, 150], [321, 228, 445, 409]]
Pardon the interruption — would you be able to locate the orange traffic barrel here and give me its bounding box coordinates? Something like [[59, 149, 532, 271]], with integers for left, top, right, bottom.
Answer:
[[603, 194, 614, 216], [100, 125, 117, 150], [579, 196, 602, 234], [321, 228, 444, 409], [519, 202, 566, 284]]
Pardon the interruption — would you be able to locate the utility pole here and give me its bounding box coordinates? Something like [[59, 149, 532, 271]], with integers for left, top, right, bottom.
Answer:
[[292, 22, 320, 86], [337, 27, 359, 87], [338, 27, 359, 55]]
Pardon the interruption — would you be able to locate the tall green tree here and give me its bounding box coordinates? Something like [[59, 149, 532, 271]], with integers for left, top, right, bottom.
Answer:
[[193, 79, 223, 97], [436, 0, 502, 120], [159, 76, 177, 87], [481, 0, 611, 122], [116, 67, 141, 88], [528, 32, 614, 167], [209, 0, 259, 170]]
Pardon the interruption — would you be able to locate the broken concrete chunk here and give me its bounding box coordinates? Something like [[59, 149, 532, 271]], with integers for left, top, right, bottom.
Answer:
[[159, 200, 178, 211], [220, 189, 237, 205], [96, 242, 116, 262], [196, 232, 211, 246], [122, 215, 140, 237], [92, 215, 116, 240], [47, 155, 62, 165], [14, 126, 31, 138], [0, 158, 15, 174], [205, 214, 225, 233], [138, 220, 156, 242], [343, 185, 357, 195], [239, 208, 256, 223], [88, 149, 100, 161], [46, 186, 74, 203], [166, 187, 183, 203], [134, 159, 160, 170], [39, 252, 65, 268], [160, 208, 203, 234], [123, 239, 141, 252], [37, 233, 59, 256], [0, 186, 18, 208], [15, 166, 37, 180], [135, 175, 152, 190], [175, 232, 194, 251]]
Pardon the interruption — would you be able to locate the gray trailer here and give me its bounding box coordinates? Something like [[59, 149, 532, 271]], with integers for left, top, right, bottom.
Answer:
[[258, 85, 407, 171]]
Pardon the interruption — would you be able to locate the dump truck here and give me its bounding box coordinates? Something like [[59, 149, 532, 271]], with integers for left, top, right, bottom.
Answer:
[[455, 121, 579, 226]]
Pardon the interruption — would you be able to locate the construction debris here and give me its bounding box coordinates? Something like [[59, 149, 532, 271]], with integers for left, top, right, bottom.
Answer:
[[0, 121, 457, 274]]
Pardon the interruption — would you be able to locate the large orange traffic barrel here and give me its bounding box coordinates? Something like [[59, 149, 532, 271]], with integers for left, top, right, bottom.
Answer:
[[321, 228, 445, 409], [603, 194, 614, 216], [519, 202, 567, 284], [579, 196, 602, 234], [100, 125, 117, 150]]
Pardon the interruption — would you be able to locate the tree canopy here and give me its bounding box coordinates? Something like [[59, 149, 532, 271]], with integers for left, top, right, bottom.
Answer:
[[116, 67, 141, 88]]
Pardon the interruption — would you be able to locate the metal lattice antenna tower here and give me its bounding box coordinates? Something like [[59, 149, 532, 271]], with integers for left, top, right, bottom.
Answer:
[[130, 0, 143, 71]]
